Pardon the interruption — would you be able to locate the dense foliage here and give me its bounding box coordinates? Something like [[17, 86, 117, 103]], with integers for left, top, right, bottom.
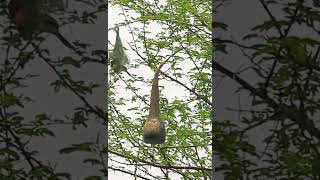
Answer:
[[214, 0, 320, 179], [108, 0, 212, 179]]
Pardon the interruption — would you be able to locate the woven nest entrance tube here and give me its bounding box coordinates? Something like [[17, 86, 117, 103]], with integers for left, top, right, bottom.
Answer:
[[143, 59, 169, 145]]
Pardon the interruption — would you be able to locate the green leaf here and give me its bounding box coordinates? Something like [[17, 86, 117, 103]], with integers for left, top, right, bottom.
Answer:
[[61, 56, 80, 68], [59, 142, 94, 154]]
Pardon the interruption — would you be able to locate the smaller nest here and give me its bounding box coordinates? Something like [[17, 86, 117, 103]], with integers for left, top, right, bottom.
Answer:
[[143, 118, 165, 144]]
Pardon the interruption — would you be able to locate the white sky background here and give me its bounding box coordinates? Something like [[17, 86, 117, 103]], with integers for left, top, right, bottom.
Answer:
[[108, 2, 210, 179]]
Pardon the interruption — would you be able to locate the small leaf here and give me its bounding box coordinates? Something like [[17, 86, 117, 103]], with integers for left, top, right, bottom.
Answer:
[[61, 56, 80, 68]]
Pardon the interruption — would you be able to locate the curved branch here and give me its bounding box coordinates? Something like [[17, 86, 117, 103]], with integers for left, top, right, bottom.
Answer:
[[108, 149, 212, 172]]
